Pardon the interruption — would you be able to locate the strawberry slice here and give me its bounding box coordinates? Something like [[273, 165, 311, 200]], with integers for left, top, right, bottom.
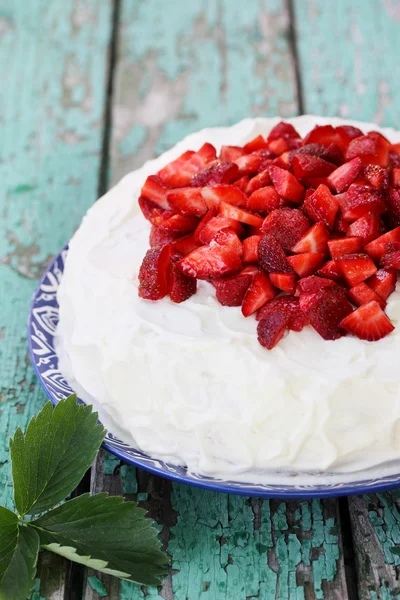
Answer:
[[339, 184, 387, 222], [178, 227, 243, 279], [138, 245, 172, 301], [346, 133, 389, 167], [261, 208, 310, 252], [242, 235, 261, 263], [190, 160, 239, 186], [256, 296, 307, 332], [257, 312, 287, 349], [347, 213, 380, 244], [270, 166, 305, 203], [158, 144, 217, 186], [151, 211, 199, 233], [241, 271, 276, 317], [300, 286, 353, 340], [141, 175, 171, 210], [292, 154, 336, 179], [149, 226, 183, 248], [392, 169, 400, 188], [169, 252, 197, 303], [292, 222, 330, 254], [247, 186, 281, 215], [272, 151, 291, 169], [198, 216, 244, 244], [138, 196, 164, 222], [340, 301, 394, 341], [317, 259, 343, 282], [269, 272, 297, 294], [268, 138, 289, 155], [339, 253, 377, 287], [364, 226, 400, 260], [245, 169, 273, 194], [267, 122, 301, 141], [201, 184, 248, 209], [327, 157, 362, 193], [289, 143, 344, 166], [328, 236, 363, 260], [367, 268, 397, 300], [193, 206, 218, 241], [220, 145, 245, 161], [335, 125, 363, 145], [156, 150, 195, 186], [334, 214, 350, 235], [219, 202, 264, 227], [172, 233, 201, 255], [380, 242, 400, 269], [303, 125, 345, 150], [234, 153, 264, 175], [234, 175, 250, 191], [363, 164, 389, 190], [243, 135, 268, 153], [213, 270, 254, 306], [348, 282, 386, 309], [297, 275, 338, 294], [303, 184, 339, 230], [166, 188, 207, 216], [258, 234, 293, 273], [287, 253, 325, 277], [387, 188, 400, 228]]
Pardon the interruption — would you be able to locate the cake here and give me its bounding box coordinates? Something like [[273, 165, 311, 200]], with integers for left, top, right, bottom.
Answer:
[[56, 116, 400, 485]]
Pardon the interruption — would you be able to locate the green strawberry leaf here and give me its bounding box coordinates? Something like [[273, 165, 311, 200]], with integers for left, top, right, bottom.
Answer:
[[10, 395, 106, 516], [32, 493, 169, 586], [0, 506, 39, 600]]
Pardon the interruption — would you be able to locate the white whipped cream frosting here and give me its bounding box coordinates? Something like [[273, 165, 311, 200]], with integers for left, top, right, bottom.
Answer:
[[56, 116, 400, 485]]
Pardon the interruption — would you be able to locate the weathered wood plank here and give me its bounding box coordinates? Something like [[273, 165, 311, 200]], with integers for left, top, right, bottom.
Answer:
[[83, 1, 349, 598], [0, 0, 114, 598]]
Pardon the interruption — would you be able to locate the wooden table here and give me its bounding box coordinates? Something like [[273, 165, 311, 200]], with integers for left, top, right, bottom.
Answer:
[[2, 1, 400, 598]]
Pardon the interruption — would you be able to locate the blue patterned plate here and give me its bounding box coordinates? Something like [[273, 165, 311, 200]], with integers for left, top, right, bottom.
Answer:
[[28, 247, 400, 498]]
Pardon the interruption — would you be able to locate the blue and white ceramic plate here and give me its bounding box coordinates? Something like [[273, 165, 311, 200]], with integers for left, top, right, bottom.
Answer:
[[28, 247, 400, 498]]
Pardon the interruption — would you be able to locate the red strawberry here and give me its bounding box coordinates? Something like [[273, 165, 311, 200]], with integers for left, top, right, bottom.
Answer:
[[190, 160, 239, 186], [335, 125, 363, 144], [241, 271, 276, 317], [138, 196, 164, 222], [334, 214, 350, 235], [257, 312, 287, 350], [141, 175, 171, 210], [158, 144, 217, 186], [269, 272, 297, 294], [367, 268, 397, 300], [317, 259, 343, 282], [297, 275, 338, 294], [267, 122, 301, 141], [289, 143, 344, 166], [347, 213, 380, 244], [151, 211, 199, 233], [258, 234, 293, 274], [234, 153, 264, 175], [213, 270, 254, 306], [348, 282, 386, 309], [340, 301, 394, 341], [169, 252, 197, 303], [234, 175, 250, 191], [272, 151, 291, 170], [269, 166, 305, 204], [172, 233, 201, 255], [292, 154, 336, 179], [287, 253, 325, 277], [198, 216, 244, 244], [364, 226, 400, 260], [243, 135, 268, 153], [257, 296, 307, 332], [387, 188, 400, 228], [157, 150, 195, 186], [247, 186, 281, 215], [178, 227, 242, 279], [268, 138, 289, 155], [327, 157, 362, 193], [300, 286, 353, 340], [201, 184, 248, 209], [303, 184, 339, 230], [219, 202, 264, 227], [261, 208, 310, 252], [346, 133, 389, 167], [245, 169, 272, 194], [392, 169, 400, 188], [220, 145, 245, 162], [166, 188, 207, 216], [339, 185, 386, 222], [339, 253, 377, 287], [363, 164, 389, 190], [328, 236, 363, 260], [292, 222, 330, 254], [149, 226, 183, 248], [138, 245, 172, 301], [380, 242, 400, 269], [193, 206, 218, 241], [242, 235, 261, 263], [303, 125, 345, 150]]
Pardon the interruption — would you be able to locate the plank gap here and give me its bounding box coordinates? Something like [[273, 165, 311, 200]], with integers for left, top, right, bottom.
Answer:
[[286, 0, 305, 115], [339, 496, 360, 600]]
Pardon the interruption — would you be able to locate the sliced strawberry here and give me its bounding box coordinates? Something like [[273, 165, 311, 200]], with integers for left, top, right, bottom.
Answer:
[[367, 268, 397, 300], [257, 296, 307, 332], [193, 206, 218, 242], [242, 235, 261, 263], [190, 160, 239, 186], [387, 188, 400, 228], [327, 157, 362, 193], [172, 233, 201, 255], [287, 253, 325, 277], [289, 143, 344, 166], [348, 282, 386, 309], [198, 216, 244, 244], [157, 150, 195, 186], [303, 125, 344, 150], [390, 149, 400, 169], [392, 169, 400, 188], [201, 184, 248, 209], [234, 153, 264, 175], [340, 301, 394, 341], [380, 242, 400, 269], [243, 135, 268, 153], [220, 145, 245, 162], [335, 125, 363, 144], [297, 275, 338, 294], [141, 175, 171, 210], [269, 272, 297, 294], [270, 166, 305, 204], [347, 213, 380, 244], [234, 175, 250, 191], [247, 186, 281, 215], [339, 185, 386, 222], [268, 138, 289, 155], [346, 133, 389, 167], [151, 211, 199, 233], [149, 226, 183, 248], [363, 164, 389, 190], [292, 222, 330, 254], [292, 154, 336, 179], [219, 202, 264, 227], [178, 227, 242, 279], [213, 270, 254, 306], [364, 226, 400, 260], [169, 252, 197, 303], [317, 259, 343, 282], [267, 122, 301, 141], [261, 208, 310, 252], [328, 236, 363, 260], [339, 253, 377, 287], [241, 271, 276, 317], [245, 169, 272, 194], [166, 188, 207, 216], [272, 151, 291, 170], [300, 286, 353, 340], [257, 312, 287, 350], [258, 234, 293, 274], [138, 196, 164, 222], [303, 184, 339, 230], [334, 214, 350, 235], [138, 245, 172, 300], [159, 144, 217, 186]]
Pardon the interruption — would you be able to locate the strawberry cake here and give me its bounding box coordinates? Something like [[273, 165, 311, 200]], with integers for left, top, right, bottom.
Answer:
[[56, 116, 400, 484]]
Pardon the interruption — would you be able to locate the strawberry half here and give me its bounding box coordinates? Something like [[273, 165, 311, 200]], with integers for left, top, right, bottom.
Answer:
[[346, 133, 389, 167], [303, 184, 339, 230], [328, 236, 363, 260], [364, 226, 400, 260], [258, 234, 293, 273], [347, 213, 380, 245], [257, 312, 287, 350], [247, 186, 281, 215], [169, 252, 197, 303], [198, 216, 244, 244], [292, 154, 336, 179], [269, 273, 297, 294], [340, 301, 394, 341], [241, 271, 276, 317], [292, 222, 330, 254], [367, 268, 397, 300], [290, 143, 344, 166], [141, 175, 171, 210], [363, 164, 389, 190], [201, 184, 248, 209], [190, 160, 239, 186], [257, 296, 307, 332], [327, 157, 362, 193], [213, 270, 254, 307], [245, 169, 272, 194], [339, 253, 377, 287], [297, 275, 338, 294], [267, 122, 301, 141], [299, 286, 353, 340], [317, 259, 343, 282], [287, 253, 325, 277], [138, 245, 172, 301], [243, 135, 268, 153], [348, 282, 386, 309], [270, 166, 305, 204], [166, 188, 207, 216], [339, 185, 386, 222], [149, 226, 183, 248], [261, 208, 310, 252]]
